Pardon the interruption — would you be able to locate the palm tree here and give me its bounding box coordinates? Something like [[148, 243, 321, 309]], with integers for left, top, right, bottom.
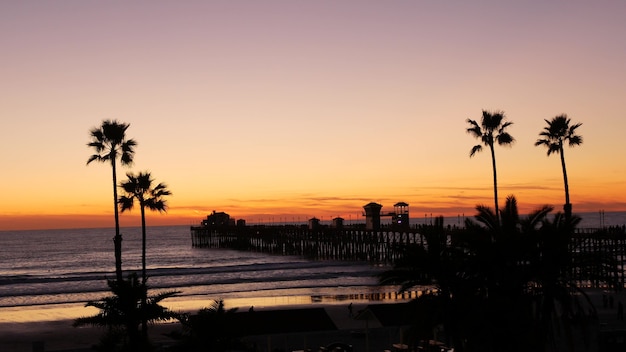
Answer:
[[466, 110, 515, 225], [379, 217, 476, 350], [382, 197, 612, 351], [118, 171, 171, 283], [535, 114, 583, 218], [176, 299, 241, 351], [87, 120, 137, 283], [74, 273, 179, 351], [465, 197, 608, 351], [118, 171, 171, 339]]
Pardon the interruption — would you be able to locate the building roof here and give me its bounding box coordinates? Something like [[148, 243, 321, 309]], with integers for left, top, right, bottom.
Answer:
[[363, 202, 382, 209]]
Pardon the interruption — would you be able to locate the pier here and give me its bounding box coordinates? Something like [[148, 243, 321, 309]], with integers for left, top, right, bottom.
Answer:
[[191, 205, 626, 288], [190, 224, 425, 265], [191, 224, 626, 289]]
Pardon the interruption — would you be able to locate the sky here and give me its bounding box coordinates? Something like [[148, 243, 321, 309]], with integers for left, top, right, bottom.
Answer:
[[1, 1, 625, 231]]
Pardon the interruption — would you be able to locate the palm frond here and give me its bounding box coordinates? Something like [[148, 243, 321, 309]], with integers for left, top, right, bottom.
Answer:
[[118, 196, 135, 212], [120, 151, 134, 166], [568, 135, 582, 146], [521, 205, 553, 232], [86, 154, 103, 165], [472, 204, 498, 231], [496, 132, 515, 146], [469, 144, 482, 157]]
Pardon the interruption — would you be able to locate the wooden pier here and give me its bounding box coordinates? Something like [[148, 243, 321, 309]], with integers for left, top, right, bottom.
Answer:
[[191, 224, 626, 288], [191, 225, 426, 264]]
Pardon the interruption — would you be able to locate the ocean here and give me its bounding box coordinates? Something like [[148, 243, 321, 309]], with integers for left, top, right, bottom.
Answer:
[[0, 211, 624, 323], [0, 225, 395, 323]]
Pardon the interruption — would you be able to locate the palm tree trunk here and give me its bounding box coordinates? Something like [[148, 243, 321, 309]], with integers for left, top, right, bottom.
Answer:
[[111, 159, 123, 283], [490, 144, 500, 225], [140, 204, 148, 340], [141, 205, 147, 284], [559, 144, 572, 219]]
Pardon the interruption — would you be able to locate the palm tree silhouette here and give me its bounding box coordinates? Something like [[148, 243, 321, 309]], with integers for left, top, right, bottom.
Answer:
[[379, 217, 474, 350], [118, 171, 171, 339], [466, 110, 515, 225], [73, 273, 179, 350], [87, 120, 137, 283], [118, 171, 171, 284], [381, 196, 612, 351], [177, 299, 241, 351], [535, 114, 583, 218]]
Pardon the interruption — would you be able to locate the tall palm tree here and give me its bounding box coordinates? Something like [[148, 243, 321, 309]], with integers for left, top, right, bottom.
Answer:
[[535, 114, 583, 218], [118, 171, 171, 339], [118, 171, 171, 284], [87, 120, 137, 283], [466, 110, 515, 224]]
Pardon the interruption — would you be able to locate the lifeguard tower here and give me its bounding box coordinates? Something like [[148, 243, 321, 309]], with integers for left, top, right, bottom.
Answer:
[[363, 202, 383, 230], [392, 202, 410, 229]]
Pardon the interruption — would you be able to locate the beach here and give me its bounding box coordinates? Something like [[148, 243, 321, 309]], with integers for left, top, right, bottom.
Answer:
[[3, 289, 626, 352], [0, 301, 407, 352], [0, 291, 419, 351]]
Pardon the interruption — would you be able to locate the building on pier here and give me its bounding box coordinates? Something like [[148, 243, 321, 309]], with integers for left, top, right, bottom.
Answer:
[[392, 202, 410, 229], [363, 202, 410, 230], [332, 217, 345, 229], [201, 210, 235, 227], [363, 202, 383, 230], [308, 217, 321, 230]]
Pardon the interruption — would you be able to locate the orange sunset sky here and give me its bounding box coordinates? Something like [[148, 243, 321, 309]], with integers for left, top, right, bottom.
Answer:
[[1, 1, 625, 231]]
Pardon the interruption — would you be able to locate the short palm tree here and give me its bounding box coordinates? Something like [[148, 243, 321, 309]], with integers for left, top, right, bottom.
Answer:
[[176, 299, 241, 351], [118, 171, 171, 339], [74, 273, 179, 351], [466, 110, 515, 225], [535, 114, 583, 218], [379, 217, 474, 350], [87, 120, 137, 283]]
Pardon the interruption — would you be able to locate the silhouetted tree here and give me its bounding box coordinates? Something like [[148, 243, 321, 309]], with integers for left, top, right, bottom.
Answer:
[[466, 110, 515, 225], [380, 196, 609, 351], [535, 114, 583, 218], [462, 197, 552, 351], [87, 120, 137, 283], [118, 171, 171, 339], [118, 171, 171, 284], [379, 217, 480, 351], [175, 299, 241, 351], [73, 273, 179, 351]]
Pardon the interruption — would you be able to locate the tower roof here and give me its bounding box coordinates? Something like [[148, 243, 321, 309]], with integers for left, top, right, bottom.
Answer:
[[363, 202, 382, 209]]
